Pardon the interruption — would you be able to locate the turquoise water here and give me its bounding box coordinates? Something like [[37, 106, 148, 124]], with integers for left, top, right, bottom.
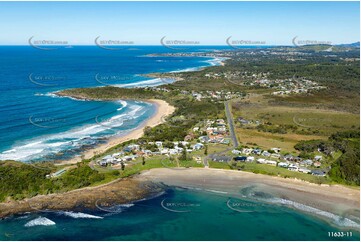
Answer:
[[0, 186, 359, 241]]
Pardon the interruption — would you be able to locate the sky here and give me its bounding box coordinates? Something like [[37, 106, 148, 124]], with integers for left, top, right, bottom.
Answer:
[[0, 1, 359, 45]]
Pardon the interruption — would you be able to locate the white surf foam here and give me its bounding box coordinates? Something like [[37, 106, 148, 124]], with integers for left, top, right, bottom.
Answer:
[[117, 100, 128, 111], [269, 198, 360, 228], [117, 78, 169, 88], [24, 217, 56, 227], [60, 211, 103, 219], [0, 102, 148, 161]]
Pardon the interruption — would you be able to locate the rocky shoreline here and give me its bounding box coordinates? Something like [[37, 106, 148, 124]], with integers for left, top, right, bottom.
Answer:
[[0, 178, 163, 219]]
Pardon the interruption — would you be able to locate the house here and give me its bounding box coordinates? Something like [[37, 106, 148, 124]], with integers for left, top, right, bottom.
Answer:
[[265, 160, 277, 166], [169, 149, 179, 155], [278, 162, 289, 168], [232, 149, 242, 155], [252, 149, 262, 155], [220, 139, 230, 145], [213, 155, 231, 162], [143, 150, 153, 156], [311, 170, 326, 176], [246, 156, 255, 162], [314, 155, 323, 161], [288, 164, 299, 171], [242, 148, 253, 155], [184, 134, 194, 141], [128, 144, 140, 151], [123, 146, 133, 153], [313, 161, 321, 168], [262, 151, 271, 157], [191, 143, 203, 150], [199, 136, 210, 143], [155, 141, 163, 148], [48, 168, 67, 178], [179, 141, 189, 147], [283, 154, 294, 161], [160, 148, 169, 155], [257, 158, 266, 164], [234, 156, 247, 162], [300, 159, 313, 166], [299, 168, 311, 174]]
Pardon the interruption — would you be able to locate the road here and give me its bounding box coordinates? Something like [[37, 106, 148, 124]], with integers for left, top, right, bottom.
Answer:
[[224, 100, 239, 148], [203, 100, 239, 167]]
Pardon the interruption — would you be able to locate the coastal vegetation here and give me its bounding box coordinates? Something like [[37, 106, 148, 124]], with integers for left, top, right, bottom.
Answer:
[[1, 45, 359, 204], [0, 161, 106, 202]]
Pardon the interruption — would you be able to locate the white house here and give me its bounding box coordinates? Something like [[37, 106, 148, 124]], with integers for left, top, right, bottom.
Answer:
[[288, 164, 299, 171], [265, 160, 277, 166], [232, 149, 242, 155], [299, 168, 311, 174], [246, 156, 255, 162], [192, 143, 204, 150], [278, 162, 289, 168], [257, 158, 266, 164], [155, 141, 163, 148]]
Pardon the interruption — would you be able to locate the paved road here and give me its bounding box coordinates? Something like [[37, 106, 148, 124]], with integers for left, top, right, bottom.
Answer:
[[203, 100, 239, 167], [225, 100, 239, 148]]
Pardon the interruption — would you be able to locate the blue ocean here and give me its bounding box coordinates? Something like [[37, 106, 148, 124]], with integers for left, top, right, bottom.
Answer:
[[0, 46, 225, 162], [0, 186, 359, 241], [0, 46, 359, 241]]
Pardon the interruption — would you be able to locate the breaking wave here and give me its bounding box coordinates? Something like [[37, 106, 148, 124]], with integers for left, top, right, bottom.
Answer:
[[24, 217, 56, 227]]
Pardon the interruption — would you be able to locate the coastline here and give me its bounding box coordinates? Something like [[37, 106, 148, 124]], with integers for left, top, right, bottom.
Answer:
[[57, 99, 175, 165], [138, 168, 360, 228], [0, 177, 162, 219], [1, 167, 359, 229]]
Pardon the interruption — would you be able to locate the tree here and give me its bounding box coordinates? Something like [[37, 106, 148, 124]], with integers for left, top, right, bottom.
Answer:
[[204, 145, 208, 155], [142, 157, 146, 165], [180, 148, 187, 161], [121, 162, 125, 171]]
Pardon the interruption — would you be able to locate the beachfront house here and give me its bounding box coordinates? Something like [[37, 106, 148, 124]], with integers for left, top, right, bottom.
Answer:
[[288, 164, 299, 171], [257, 158, 266, 164], [278, 162, 289, 168], [265, 160, 277, 166], [213, 155, 231, 163], [246, 156, 255, 162], [242, 148, 253, 155], [311, 170, 326, 176], [234, 156, 247, 162], [298, 168, 311, 174]]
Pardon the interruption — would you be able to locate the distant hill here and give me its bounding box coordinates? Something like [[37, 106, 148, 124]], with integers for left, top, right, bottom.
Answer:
[[336, 42, 360, 48]]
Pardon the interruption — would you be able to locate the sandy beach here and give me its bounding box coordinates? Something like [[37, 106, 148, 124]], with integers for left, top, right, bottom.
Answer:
[[139, 168, 360, 223], [57, 99, 175, 165], [1, 167, 359, 226]]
